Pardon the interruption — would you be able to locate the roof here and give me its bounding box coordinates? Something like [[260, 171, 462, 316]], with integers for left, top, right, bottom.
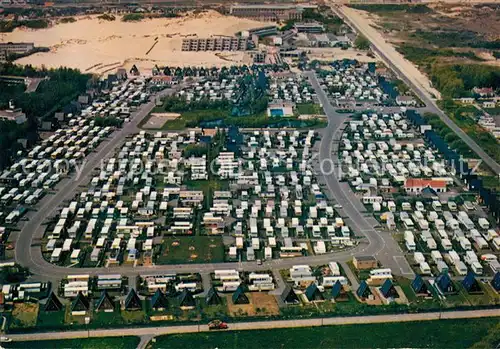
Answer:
[[71, 291, 90, 312], [462, 272, 482, 293], [95, 290, 115, 311], [178, 289, 196, 307], [150, 289, 169, 309], [380, 279, 397, 298], [124, 288, 142, 310], [405, 178, 447, 189], [411, 275, 428, 294], [281, 284, 300, 304], [232, 284, 249, 304], [44, 291, 63, 312], [492, 272, 500, 292], [356, 280, 371, 298], [354, 255, 377, 262], [205, 286, 222, 306], [331, 280, 342, 299], [436, 273, 453, 293], [305, 283, 323, 301]]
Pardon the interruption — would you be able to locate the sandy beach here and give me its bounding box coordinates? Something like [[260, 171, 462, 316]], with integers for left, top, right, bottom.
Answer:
[[0, 11, 270, 74]]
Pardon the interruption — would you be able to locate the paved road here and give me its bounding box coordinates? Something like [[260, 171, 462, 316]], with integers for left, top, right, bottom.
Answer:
[[333, 4, 500, 175], [305, 71, 413, 277], [7, 308, 500, 342]]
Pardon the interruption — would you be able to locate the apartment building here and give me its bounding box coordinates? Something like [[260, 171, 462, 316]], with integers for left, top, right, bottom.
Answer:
[[181, 37, 248, 52]]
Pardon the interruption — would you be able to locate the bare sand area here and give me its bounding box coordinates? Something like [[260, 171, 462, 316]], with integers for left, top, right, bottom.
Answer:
[[0, 11, 270, 74]]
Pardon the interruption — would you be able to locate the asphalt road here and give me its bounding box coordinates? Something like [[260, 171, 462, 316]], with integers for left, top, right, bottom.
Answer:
[[333, 4, 500, 175], [7, 308, 500, 342]]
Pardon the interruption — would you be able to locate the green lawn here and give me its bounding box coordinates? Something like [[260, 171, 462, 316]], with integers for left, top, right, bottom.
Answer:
[[6, 337, 140, 349], [296, 103, 325, 115], [150, 318, 500, 349], [157, 236, 225, 264]]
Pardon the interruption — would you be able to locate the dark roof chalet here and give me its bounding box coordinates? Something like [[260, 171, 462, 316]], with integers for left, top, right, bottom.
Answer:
[[178, 289, 196, 308], [95, 290, 115, 312], [280, 284, 300, 304], [124, 288, 142, 311], [151, 289, 169, 310], [462, 272, 482, 293], [435, 273, 454, 294], [305, 283, 323, 302], [492, 272, 500, 292], [331, 280, 342, 299], [44, 292, 63, 312], [356, 280, 372, 299], [411, 275, 428, 294], [232, 284, 249, 305], [205, 286, 222, 306], [71, 292, 90, 312], [380, 279, 398, 298]]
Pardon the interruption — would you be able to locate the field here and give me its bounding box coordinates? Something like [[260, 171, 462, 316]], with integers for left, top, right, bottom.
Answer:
[[5, 337, 140, 349], [351, 4, 500, 66], [226, 293, 280, 317], [150, 317, 500, 349], [157, 236, 225, 264]]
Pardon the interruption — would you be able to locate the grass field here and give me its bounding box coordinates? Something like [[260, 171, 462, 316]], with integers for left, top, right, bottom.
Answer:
[[150, 318, 500, 349], [157, 236, 225, 264], [6, 337, 140, 349], [296, 103, 325, 115]]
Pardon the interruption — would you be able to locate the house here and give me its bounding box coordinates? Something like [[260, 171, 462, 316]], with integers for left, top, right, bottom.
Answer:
[[404, 178, 447, 194], [305, 283, 324, 302], [491, 272, 500, 292], [356, 280, 372, 299], [43, 292, 63, 312], [280, 285, 300, 305], [150, 289, 168, 311], [379, 279, 398, 299], [411, 275, 429, 296], [462, 272, 482, 294], [205, 286, 222, 306], [124, 288, 142, 311], [232, 284, 249, 305], [473, 87, 494, 97], [95, 291, 115, 312], [435, 273, 455, 295], [70, 291, 90, 315], [483, 101, 496, 109], [353, 256, 377, 270], [178, 289, 196, 309], [396, 95, 416, 107]]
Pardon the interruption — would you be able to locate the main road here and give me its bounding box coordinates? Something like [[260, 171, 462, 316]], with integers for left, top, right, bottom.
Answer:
[[7, 308, 500, 342], [333, 4, 500, 175]]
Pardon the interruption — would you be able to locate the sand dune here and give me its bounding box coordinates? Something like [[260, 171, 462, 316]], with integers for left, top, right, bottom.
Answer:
[[0, 10, 269, 74]]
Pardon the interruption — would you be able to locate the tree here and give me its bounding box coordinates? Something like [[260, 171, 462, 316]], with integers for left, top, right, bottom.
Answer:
[[354, 34, 371, 50]]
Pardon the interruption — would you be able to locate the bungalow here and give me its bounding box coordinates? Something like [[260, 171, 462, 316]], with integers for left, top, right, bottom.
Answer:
[[404, 178, 447, 194]]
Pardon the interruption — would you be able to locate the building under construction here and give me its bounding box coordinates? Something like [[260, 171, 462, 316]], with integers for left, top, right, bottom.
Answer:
[[181, 37, 248, 52]]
